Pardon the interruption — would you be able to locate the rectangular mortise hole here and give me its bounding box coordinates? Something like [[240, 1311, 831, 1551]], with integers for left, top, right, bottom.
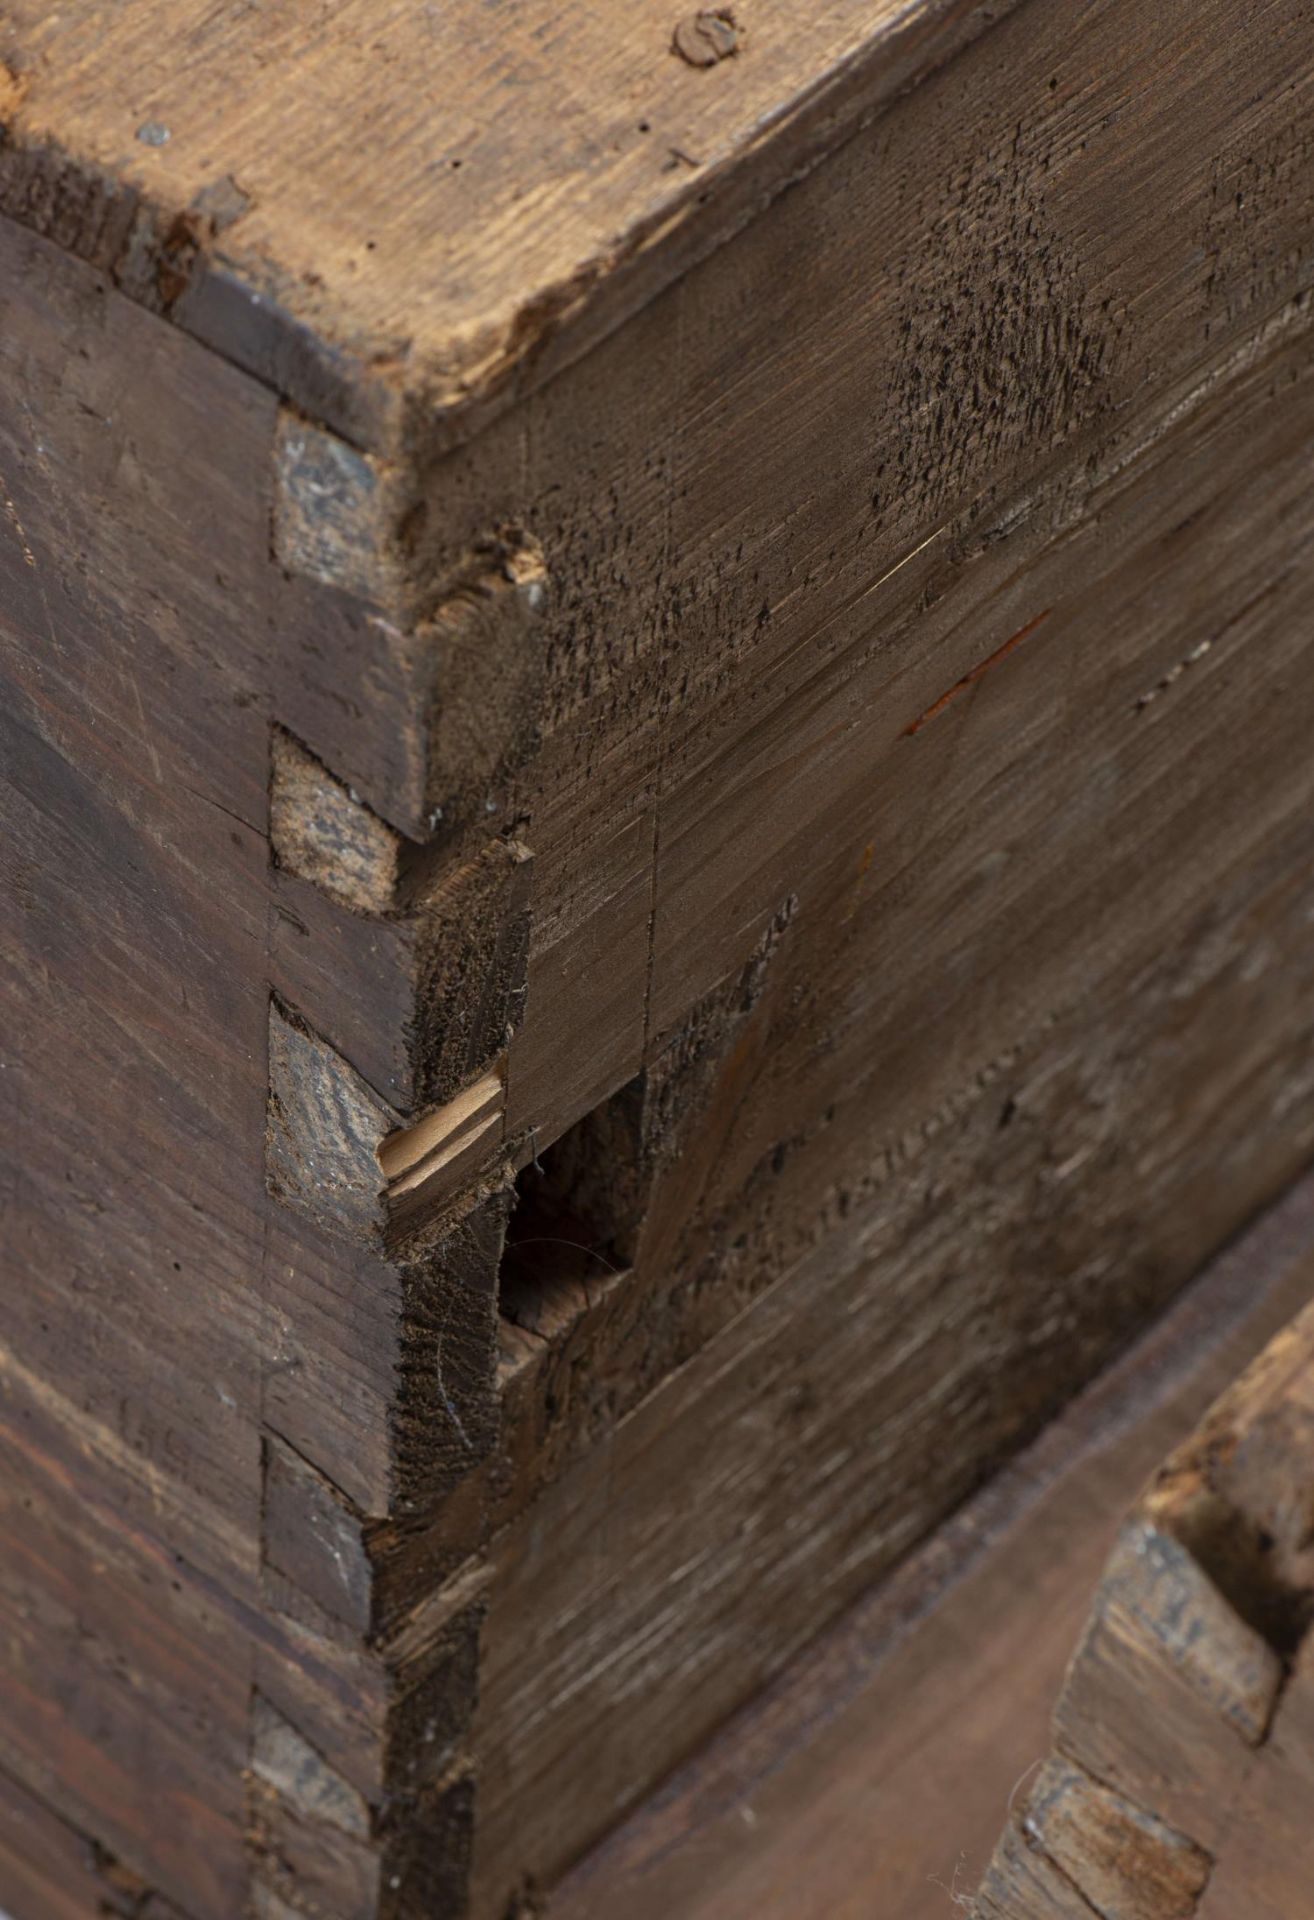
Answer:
[[497, 1081, 645, 1346]]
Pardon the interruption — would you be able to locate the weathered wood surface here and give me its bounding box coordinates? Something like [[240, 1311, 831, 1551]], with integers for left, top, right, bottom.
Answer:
[[550, 1174, 1314, 1920], [462, 0, 1314, 1872], [0, 0, 1019, 447], [1, 0, 1314, 1916], [975, 1298, 1314, 1920]]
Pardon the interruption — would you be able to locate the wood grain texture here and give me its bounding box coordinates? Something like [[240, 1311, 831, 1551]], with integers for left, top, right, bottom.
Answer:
[[3, 0, 1314, 1914], [0, 209, 275, 1920], [0, 0, 1019, 447], [436, 0, 1314, 1167], [551, 1177, 1314, 1920], [461, 280, 1314, 1907], [470, 796, 1314, 1912], [0, 211, 514, 1920], [975, 1299, 1314, 1919]]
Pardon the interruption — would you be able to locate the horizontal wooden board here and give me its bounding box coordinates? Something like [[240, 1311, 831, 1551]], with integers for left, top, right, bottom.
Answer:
[[547, 1174, 1314, 1920], [0, 0, 1019, 447], [976, 1296, 1314, 1918], [466, 307, 1314, 1910], [470, 284, 1314, 1541], [427, 0, 1314, 1167]]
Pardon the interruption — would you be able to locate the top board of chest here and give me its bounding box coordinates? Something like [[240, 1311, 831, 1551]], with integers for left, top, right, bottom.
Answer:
[[0, 0, 1008, 451]]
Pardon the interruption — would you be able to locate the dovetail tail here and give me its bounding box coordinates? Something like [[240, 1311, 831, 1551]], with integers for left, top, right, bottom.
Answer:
[[251, 1692, 373, 1840], [265, 996, 396, 1242], [419, 537, 550, 836], [261, 1434, 374, 1633], [266, 996, 510, 1242], [270, 505, 549, 845]]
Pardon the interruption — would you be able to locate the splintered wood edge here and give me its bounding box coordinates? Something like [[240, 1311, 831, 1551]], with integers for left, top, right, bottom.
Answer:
[[266, 991, 509, 1247], [379, 1069, 506, 1193], [974, 1298, 1314, 1918]]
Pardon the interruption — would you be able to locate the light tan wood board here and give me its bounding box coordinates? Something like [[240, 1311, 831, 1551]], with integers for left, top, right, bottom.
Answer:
[[0, 0, 1014, 444]]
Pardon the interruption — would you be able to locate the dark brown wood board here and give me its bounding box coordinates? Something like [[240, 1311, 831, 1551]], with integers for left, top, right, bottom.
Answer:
[[974, 1284, 1314, 1920], [0, 0, 1313, 1916], [548, 1169, 1314, 1920]]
